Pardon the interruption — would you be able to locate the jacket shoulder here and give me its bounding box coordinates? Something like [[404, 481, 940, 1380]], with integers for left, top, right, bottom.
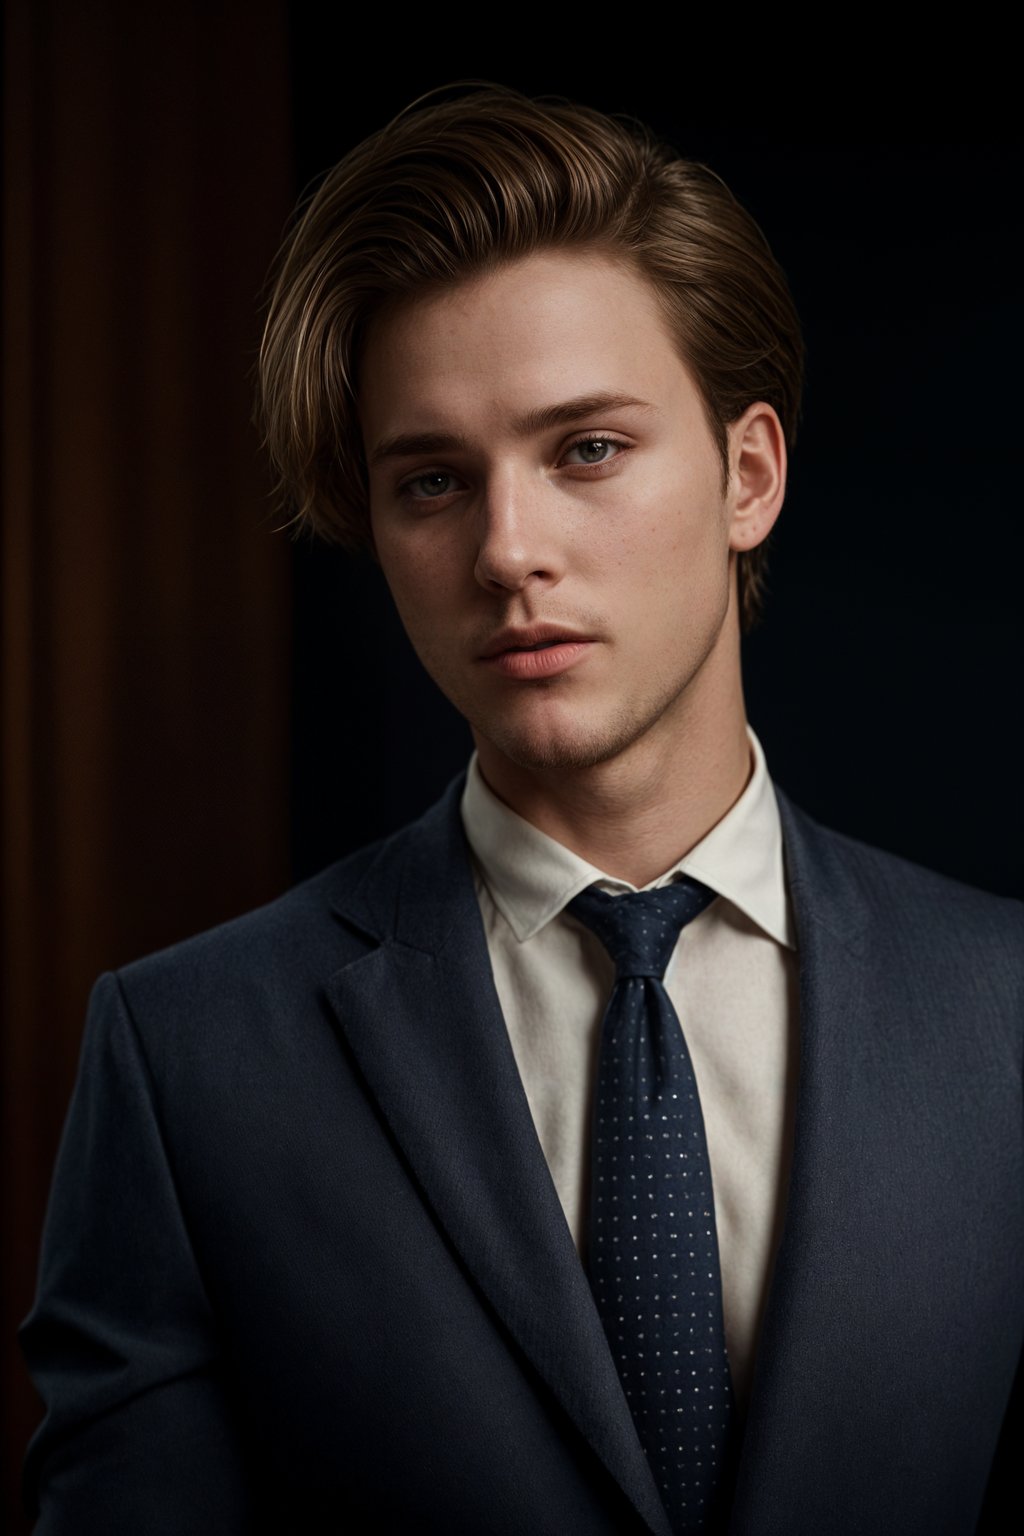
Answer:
[[119, 838, 377, 991], [777, 785, 1024, 971], [113, 783, 464, 1034]]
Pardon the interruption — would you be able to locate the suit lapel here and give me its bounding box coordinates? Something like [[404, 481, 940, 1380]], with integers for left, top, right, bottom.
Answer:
[[325, 780, 674, 1536], [728, 786, 872, 1533]]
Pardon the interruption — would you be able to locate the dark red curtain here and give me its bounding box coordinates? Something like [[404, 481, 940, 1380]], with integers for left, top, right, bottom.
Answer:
[[2, 4, 293, 1526]]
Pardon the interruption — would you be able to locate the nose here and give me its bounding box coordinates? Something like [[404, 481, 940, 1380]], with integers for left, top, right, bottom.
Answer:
[[473, 468, 564, 595]]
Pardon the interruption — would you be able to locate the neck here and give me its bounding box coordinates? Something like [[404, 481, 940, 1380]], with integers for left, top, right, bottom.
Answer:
[[474, 632, 753, 889]]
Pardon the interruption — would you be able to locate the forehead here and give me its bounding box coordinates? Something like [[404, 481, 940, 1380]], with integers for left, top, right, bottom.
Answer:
[[358, 249, 696, 441]]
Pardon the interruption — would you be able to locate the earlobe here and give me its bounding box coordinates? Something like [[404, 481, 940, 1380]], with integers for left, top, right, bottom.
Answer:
[[726, 403, 787, 552]]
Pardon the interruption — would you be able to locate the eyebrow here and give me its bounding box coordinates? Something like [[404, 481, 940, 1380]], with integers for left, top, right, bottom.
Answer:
[[367, 392, 657, 466]]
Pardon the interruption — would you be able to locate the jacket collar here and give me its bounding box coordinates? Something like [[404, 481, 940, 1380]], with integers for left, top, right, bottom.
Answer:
[[330, 773, 473, 952], [773, 782, 870, 956], [330, 771, 870, 958]]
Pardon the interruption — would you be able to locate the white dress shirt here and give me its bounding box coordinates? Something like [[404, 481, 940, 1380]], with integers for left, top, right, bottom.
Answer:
[[459, 724, 799, 1410]]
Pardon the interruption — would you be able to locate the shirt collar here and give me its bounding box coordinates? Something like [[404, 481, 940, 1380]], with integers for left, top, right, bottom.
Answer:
[[460, 724, 796, 951]]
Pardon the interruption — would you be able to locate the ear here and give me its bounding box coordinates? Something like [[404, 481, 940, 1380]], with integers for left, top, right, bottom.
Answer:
[[724, 402, 787, 552]]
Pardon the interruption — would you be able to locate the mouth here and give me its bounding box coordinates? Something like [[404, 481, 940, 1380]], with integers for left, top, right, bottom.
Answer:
[[479, 626, 596, 681], [480, 625, 594, 660]]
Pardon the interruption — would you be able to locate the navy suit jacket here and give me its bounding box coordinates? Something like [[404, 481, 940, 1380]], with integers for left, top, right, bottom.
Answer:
[[21, 776, 1024, 1533]]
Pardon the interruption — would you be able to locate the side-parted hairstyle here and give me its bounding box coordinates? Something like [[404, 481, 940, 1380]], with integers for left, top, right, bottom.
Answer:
[[258, 86, 804, 632]]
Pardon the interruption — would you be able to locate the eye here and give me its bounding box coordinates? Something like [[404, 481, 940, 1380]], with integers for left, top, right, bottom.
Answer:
[[561, 437, 625, 467], [402, 471, 462, 500]]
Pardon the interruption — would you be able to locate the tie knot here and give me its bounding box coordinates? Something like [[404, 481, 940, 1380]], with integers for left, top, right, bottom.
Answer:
[[567, 877, 716, 980]]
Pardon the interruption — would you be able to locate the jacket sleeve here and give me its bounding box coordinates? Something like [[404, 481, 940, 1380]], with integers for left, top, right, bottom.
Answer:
[[20, 971, 257, 1534]]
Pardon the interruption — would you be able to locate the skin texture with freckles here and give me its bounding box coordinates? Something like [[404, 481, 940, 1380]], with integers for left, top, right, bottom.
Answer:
[[361, 250, 786, 884]]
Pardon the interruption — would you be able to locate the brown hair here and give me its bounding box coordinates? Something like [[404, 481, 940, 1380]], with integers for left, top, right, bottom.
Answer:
[[258, 86, 804, 632]]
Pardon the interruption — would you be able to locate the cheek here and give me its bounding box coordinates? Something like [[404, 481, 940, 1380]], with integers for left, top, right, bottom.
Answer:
[[610, 466, 728, 592], [374, 528, 462, 636]]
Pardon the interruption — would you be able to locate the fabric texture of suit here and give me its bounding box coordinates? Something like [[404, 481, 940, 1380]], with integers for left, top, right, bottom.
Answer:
[[21, 774, 1024, 1534]]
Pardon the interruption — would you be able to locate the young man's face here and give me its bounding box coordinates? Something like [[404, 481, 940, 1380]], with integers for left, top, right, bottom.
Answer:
[[361, 249, 771, 781]]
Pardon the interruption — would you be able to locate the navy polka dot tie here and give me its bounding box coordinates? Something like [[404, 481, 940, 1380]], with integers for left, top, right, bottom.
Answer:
[[568, 878, 735, 1535]]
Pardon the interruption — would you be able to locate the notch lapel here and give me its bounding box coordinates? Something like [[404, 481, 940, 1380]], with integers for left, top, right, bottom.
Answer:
[[728, 787, 873, 1534], [325, 781, 674, 1536]]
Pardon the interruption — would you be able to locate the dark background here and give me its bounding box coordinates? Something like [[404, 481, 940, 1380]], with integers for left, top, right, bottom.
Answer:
[[3, 6, 1021, 1530]]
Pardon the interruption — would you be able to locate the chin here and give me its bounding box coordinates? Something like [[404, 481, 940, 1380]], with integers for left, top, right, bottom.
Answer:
[[473, 701, 652, 774]]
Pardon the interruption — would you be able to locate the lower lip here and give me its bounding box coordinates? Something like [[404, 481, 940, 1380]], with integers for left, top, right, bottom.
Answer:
[[484, 642, 594, 680]]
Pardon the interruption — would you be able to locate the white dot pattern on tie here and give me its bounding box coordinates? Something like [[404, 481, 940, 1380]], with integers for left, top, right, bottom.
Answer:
[[568, 878, 734, 1536]]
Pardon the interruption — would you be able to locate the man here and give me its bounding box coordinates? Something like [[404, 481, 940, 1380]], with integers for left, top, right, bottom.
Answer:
[[21, 88, 1022, 1534]]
